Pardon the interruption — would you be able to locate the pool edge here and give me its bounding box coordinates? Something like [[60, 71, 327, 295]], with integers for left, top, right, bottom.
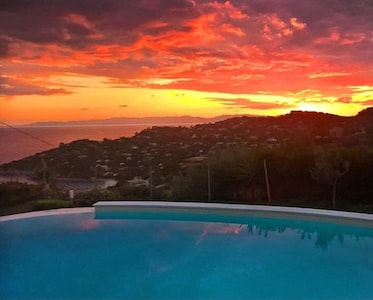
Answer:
[[0, 207, 94, 222], [94, 201, 373, 227]]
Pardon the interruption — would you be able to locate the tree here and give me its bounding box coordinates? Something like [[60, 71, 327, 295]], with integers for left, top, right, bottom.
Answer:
[[311, 147, 350, 208], [0, 182, 44, 208], [178, 146, 261, 202], [171, 162, 210, 201]]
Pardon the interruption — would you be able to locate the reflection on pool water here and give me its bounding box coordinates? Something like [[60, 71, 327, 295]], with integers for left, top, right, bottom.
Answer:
[[1, 211, 372, 300]]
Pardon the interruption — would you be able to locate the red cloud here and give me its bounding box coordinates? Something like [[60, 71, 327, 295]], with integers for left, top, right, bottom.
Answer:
[[337, 97, 352, 104], [361, 99, 373, 106]]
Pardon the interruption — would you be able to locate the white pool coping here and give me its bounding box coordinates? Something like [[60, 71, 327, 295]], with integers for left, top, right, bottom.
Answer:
[[1, 202, 372, 227], [94, 201, 373, 227], [0, 207, 94, 222]]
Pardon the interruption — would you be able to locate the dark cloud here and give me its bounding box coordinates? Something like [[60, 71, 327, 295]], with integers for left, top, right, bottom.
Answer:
[[237, 0, 373, 65], [76, 57, 159, 81], [0, 36, 11, 57], [0, 0, 198, 51], [242, 0, 373, 25], [0, 76, 72, 96], [119, 104, 128, 108], [0, 85, 72, 96], [1, 0, 371, 54]]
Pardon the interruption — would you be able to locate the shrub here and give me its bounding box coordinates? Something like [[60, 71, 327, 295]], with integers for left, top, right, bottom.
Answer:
[[0, 182, 43, 207], [33, 199, 73, 211]]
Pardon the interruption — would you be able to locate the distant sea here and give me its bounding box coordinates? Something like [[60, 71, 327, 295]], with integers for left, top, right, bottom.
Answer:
[[0, 124, 156, 165]]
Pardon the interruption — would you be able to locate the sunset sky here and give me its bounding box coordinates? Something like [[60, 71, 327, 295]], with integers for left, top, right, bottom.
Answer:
[[1, 0, 373, 124]]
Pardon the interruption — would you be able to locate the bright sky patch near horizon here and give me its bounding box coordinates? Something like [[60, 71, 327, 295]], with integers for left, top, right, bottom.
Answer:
[[0, 0, 372, 125]]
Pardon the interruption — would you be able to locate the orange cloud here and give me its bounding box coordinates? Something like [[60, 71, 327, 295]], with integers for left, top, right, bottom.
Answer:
[[290, 17, 306, 30], [309, 72, 351, 79], [221, 23, 245, 36]]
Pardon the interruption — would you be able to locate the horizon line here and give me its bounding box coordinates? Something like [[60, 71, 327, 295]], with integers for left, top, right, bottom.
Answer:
[[3, 108, 371, 127]]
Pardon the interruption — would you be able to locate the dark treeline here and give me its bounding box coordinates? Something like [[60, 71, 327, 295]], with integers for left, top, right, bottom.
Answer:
[[171, 144, 373, 212], [1, 141, 373, 215]]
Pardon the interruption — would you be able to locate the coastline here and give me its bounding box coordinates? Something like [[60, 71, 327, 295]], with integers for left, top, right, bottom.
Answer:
[[0, 124, 150, 165]]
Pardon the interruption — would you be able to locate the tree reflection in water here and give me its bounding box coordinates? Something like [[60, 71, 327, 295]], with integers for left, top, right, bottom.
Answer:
[[96, 209, 372, 251], [245, 218, 371, 251]]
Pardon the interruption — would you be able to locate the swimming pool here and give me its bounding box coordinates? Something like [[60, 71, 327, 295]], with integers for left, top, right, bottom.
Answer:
[[1, 204, 372, 300]]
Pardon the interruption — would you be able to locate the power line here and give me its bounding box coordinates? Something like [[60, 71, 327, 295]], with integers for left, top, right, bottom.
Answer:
[[0, 120, 55, 147]]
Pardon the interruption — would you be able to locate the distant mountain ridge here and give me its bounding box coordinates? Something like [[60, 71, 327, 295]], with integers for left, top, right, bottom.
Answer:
[[21, 108, 373, 127], [22, 115, 253, 127]]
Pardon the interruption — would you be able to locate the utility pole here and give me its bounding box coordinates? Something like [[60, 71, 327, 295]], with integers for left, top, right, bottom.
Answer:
[[207, 158, 211, 202], [94, 165, 98, 190], [41, 155, 50, 198], [263, 159, 271, 203], [149, 164, 153, 200], [41, 156, 47, 187]]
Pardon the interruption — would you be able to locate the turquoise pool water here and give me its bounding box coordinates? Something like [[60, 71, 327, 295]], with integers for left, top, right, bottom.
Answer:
[[1, 211, 372, 299]]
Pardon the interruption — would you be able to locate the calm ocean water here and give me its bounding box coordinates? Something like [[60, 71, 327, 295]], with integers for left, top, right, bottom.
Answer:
[[0, 125, 151, 165]]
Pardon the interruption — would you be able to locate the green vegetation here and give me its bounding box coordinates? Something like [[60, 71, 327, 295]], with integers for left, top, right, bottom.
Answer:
[[171, 145, 373, 212], [311, 147, 350, 208], [0, 143, 372, 216], [1, 110, 372, 216], [32, 199, 73, 211], [0, 182, 43, 209], [0, 182, 70, 216]]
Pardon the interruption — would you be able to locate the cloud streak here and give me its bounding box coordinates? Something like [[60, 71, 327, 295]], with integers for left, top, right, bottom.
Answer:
[[0, 76, 72, 96], [207, 97, 295, 110]]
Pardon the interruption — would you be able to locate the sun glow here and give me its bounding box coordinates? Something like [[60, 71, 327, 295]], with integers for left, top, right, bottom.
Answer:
[[297, 103, 326, 113], [297, 101, 364, 116]]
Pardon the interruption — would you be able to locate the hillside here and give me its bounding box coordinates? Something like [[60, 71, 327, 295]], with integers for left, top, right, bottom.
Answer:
[[1, 109, 373, 212], [2, 109, 372, 180]]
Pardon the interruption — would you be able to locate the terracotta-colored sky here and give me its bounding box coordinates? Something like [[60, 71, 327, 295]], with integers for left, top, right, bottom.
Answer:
[[1, 0, 373, 124]]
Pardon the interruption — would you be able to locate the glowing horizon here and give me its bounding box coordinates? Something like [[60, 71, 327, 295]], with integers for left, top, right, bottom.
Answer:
[[1, 0, 372, 125]]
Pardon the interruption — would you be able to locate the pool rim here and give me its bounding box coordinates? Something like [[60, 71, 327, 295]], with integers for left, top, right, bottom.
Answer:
[[93, 201, 373, 227], [0, 207, 94, 222], [0, 202, 372, 227]]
